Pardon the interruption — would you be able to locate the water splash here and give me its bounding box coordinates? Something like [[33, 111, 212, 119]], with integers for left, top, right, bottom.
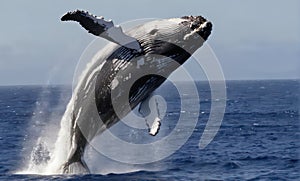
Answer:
[[43, 99, 74, 174], [15, 85, 72, 175], [16, 39, 110, 174]]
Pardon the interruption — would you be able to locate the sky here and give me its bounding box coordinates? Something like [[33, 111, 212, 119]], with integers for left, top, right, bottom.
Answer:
[[0, 0, 299, 85]]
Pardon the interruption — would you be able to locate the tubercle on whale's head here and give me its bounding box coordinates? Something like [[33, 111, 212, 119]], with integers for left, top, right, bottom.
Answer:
[[180, 15, 212, 41]]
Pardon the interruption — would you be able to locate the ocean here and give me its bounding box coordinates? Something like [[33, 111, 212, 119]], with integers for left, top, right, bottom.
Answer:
[[0, 80, 299, 180]]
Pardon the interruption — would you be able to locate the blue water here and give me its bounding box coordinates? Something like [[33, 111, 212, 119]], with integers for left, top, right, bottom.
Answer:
[[0, 80, 299, 180]]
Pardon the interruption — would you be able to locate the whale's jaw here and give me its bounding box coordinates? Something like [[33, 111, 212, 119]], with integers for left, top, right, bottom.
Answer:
[[181, 15, 212, 41]]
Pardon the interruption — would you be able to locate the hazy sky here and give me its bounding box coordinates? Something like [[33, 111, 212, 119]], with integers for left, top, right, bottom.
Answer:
[[0, 0, 299, 85]]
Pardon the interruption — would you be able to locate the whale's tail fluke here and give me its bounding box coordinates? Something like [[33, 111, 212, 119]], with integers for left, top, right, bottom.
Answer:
[[61, 147, 90, 174], [61, 116, 90, 174], [62, 159, 90, 174]]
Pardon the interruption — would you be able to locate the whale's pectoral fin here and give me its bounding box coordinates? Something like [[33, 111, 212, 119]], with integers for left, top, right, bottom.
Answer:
[[147, 117, 161, 136], [139, 94, 165, 136], [61, 10, 141, 51], [61, 10, 111, 36]]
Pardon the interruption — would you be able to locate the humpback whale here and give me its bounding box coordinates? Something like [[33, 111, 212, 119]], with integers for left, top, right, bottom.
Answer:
[[60, 10, 212, 174]]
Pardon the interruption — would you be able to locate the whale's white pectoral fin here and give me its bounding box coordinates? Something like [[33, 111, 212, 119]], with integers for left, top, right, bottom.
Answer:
[[149, 117, 161, 136], [61, 10, 141, 52], [139, 94, 164, 136]]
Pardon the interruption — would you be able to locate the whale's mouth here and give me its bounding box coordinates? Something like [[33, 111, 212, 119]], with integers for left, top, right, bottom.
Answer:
[[181, 16, 212, 41]]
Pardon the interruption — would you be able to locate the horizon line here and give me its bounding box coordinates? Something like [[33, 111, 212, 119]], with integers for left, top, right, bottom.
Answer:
[[0, 78, 299, 87]]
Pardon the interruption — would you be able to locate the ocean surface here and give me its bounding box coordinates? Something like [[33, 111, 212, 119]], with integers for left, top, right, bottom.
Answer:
[[0, 80, 299, 180]]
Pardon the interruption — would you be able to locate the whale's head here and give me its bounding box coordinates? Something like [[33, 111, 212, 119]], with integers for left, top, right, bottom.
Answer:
[[180, 15, 212, 42], [165, 15, 212, 52], [131, 16, 212, 65]]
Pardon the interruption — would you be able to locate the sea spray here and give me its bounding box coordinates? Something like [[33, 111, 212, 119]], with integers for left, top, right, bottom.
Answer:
[[17, 85, 71, 174], [43, 98, 74, 174], [27, 138, 50, 173], [41, 47, 108, 174]]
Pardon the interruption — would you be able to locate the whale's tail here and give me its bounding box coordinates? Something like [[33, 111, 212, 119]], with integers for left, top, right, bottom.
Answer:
[[62, 158, 89, 174], [61, 115, 90, 174], [61, 139, 90, 174]]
